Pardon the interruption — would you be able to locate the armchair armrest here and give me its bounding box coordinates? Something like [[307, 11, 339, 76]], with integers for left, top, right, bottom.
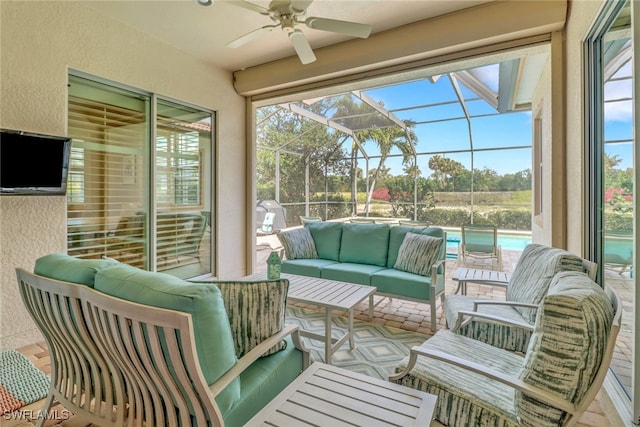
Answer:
[[431, 258, 447, 283], [473, 300, 539, 310], [389, 345, 577, 415], [449, 299, 537, 332], [452, 310, 535, 332], [429, 258, 447, 300], [209, 324, 310, 397]]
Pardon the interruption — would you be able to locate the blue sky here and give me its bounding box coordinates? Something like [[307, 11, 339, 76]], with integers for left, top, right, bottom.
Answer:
[[604, 61, 634, 170], [358, 72, 533, 177], [353, 60, 633, 177]]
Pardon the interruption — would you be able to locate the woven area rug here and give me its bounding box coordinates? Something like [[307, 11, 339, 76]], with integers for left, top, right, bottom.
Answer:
[[0, 350, 50, 414], [286, 305, 429, 380]]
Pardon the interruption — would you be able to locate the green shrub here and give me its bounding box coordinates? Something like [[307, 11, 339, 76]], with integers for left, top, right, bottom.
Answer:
[[257, 185, 275, 200], [605, 211, 633, 231], [285, 194, 351, 226], [419, 208, 531, 231]]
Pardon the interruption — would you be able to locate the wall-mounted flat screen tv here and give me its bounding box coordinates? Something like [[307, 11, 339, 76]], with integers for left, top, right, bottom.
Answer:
[[0, 129, 72, 195]]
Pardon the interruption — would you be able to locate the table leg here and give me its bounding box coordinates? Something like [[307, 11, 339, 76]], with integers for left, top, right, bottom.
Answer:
[[454, 280, 468, 295], [325, 308, 332, 365], [348, 309, 355, 350], [453, 281, 461, 294]]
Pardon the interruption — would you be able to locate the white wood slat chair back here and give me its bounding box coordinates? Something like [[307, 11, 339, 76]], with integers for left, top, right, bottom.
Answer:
[[16, 268, 224, 427]]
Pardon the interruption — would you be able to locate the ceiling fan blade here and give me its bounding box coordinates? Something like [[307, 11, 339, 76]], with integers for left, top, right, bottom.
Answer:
[[290, 0, 313, 13], [289, 30, 316, 64], [229, 0, 271, 15], [226, 25, 277, 48], [305, 17, 372, 38]]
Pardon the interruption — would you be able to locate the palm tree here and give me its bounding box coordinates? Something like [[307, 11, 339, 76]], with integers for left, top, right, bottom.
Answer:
[[403, 162, 421, 179], [428, 155, 465, 191], [356, 125, 416, 213]]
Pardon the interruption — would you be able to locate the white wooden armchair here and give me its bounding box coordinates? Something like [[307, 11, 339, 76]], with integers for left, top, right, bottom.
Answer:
[[391, 271, 621, 427]]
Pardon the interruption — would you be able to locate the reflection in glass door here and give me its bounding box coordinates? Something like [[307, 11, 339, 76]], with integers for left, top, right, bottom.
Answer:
[[585, 0, 634, 416], [602, 2, 634, 399]]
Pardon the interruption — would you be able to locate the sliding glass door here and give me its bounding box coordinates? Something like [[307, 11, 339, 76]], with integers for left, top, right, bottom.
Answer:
[[67, 74, 214, 279]]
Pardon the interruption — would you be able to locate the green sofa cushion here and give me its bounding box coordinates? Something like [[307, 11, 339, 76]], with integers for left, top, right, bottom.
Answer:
[[339, 223, 390, 267], [387, 226, 445, 268], [34, 253, 120, 288], [320, 262, 386, 285], [281, 259, 339, 277], [93, 264, 240, 415], [221, 336, 304, 426], [305, 221, 343, 261], [371, 268, 441, 301]]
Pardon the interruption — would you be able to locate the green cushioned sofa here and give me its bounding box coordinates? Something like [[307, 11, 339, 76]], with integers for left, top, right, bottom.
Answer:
[[27, 253, 310, 427], [279, 222, 447, 331]]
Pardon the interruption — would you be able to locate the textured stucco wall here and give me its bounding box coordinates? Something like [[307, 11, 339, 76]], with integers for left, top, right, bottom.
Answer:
[[530, 57, 552, 245], [0, 1, 246, 349]]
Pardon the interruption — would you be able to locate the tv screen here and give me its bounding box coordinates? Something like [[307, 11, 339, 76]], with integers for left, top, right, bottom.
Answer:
[[0, 129, 72, 195]]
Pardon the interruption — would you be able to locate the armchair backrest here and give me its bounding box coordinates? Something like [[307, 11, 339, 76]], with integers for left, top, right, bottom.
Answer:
[[507, 244, 584, 323], [516, 271, 620, 427], [460, 223, 498, 255], [262, 212, 276, 233], [157, 213, 207, 258], [16, 268, 225, 427]]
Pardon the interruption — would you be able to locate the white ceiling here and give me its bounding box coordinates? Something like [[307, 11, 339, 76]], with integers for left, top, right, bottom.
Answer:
[[85, 0, 493, 72]]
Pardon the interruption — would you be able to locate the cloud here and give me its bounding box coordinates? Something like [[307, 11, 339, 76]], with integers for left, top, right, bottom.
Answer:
[[605, 100, 632, 123], [604, 80, 632, 122]]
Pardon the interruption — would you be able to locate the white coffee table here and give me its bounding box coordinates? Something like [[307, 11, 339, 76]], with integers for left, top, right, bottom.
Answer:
[[245, 272, 376, 365], [245, 362, 437, 426], [452, 267, 511, 295]]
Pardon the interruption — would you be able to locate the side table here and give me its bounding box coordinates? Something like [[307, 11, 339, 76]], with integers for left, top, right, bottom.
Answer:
[[452, 267, 511, 295], [243, 272, 376, 365]]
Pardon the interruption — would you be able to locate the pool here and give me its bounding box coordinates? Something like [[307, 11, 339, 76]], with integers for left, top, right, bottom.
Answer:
[[445, 230, 531, 251]]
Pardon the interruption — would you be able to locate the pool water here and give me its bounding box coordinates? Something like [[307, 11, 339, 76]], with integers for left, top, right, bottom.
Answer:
[[445, 231, 531, 251]]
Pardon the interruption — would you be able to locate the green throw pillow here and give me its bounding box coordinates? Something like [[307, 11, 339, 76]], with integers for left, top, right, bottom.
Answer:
[[215, 279, 289, 358], [394, 232, 443, 276], [277, 228, 318, 260]]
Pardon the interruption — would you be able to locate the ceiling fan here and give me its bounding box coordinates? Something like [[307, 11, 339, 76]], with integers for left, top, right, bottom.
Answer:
[[219, 0, 373, 64]]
